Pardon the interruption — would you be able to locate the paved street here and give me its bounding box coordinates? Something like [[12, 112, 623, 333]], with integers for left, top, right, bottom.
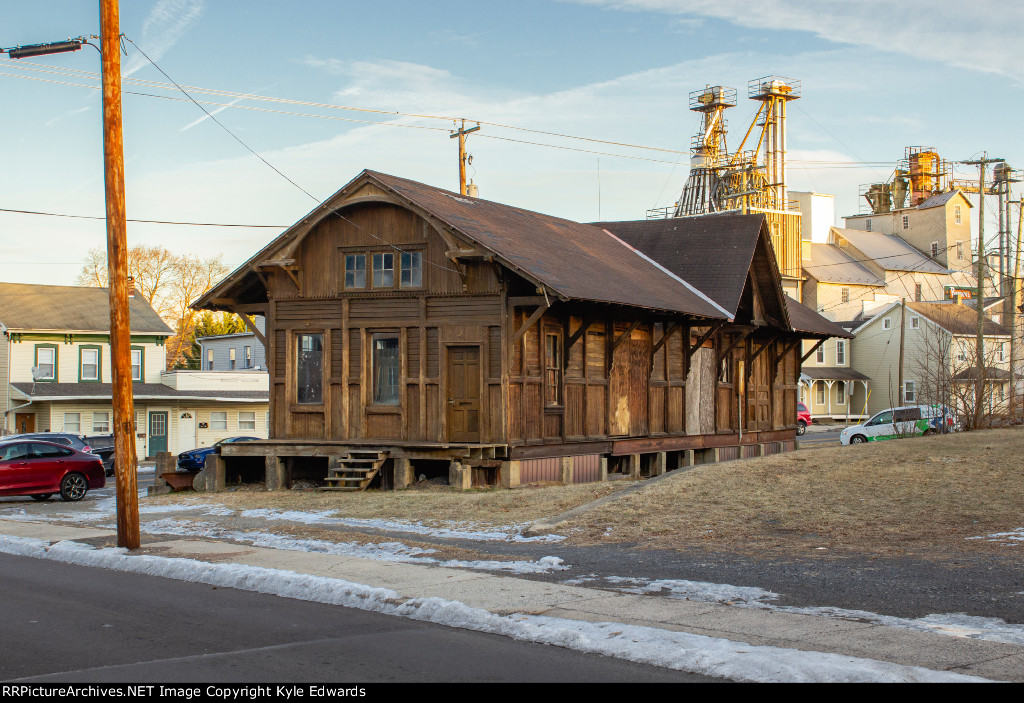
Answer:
[[0, 554, 711, 683], [797, 427, 843, 448]]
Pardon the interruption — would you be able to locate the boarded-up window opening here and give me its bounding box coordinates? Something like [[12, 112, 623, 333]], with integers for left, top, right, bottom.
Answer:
[[545, 331, 562, 406]]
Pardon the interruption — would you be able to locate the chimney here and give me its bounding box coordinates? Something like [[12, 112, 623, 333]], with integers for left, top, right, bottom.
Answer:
[[127, 276, 135, 298]]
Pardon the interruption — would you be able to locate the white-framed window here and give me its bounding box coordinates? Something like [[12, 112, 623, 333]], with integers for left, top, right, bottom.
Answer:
[[956, 241, 964, 261], [903, 380, 916, 403], [902, 215, 909, 230], [229, 348, 237, 370], [931, 242, 939, 258], [997, 342, 1006, 362], [910, 316, 920, 329], [210, 411, 228, 431], [836, 340, 846, 365], [131, 348, 143, 381], [957, 342, 968, 362], [955, 205, 962, 225], [836, 382, 847, 405], [245, 346, 252, 368], [915, 283, 923, 302], [206, 349, 214, 370], [92, 412, 110, 433], [816, 345, 825, 364], [80, 348, 99, 381], [64, 412, 81, 433], [865, 219, 872, 232], [36, 346, 56, 380], [815, 382, 826, 405], [841, 287, 850, 304], [238, 411, 256, 431], [883, 317, 892, 330]]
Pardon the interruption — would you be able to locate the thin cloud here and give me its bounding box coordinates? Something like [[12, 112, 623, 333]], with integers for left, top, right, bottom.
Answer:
[[180, 86, 273, 132], [123, 0, 206, 77]]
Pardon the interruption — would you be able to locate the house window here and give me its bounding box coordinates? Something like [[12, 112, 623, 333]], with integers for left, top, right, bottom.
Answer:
[[64, 412, 81, 433], [836, 382, 846, 405], [372, 253, 395, 288], [836, 341, 846, 365], [957, 342, 968, 362], [815, 345, 825, 364], [296, 333, 324, 405], [34, 346, 56, 381], [955, 205, 962, 225], [997, 342, 1006, 362], [245, 346, 252, 368], [238, 411, 256, 431], [931, 242, 939, 258], [372, 335, 400, 406], [915, 284, 923, 302], [903, 380, 916, 403], [910, 317, 920, 329], [883, 318, 892, 330], [131, 348, 143, 381], [902, 215, 909, 230], [956, 241, 964, 261], [92, 412, 110, 434], [719, 353, 733, 384], [229, 348, 236, 370], [400, 251, 423, 288], [80, 347, 100, 381], [210, 411, 228, 431], [841, 287, 850, 304], [345, 254, 366, 289], [206, 349, 214, 370], [815, 382, 825, 405], [545, 332, 563, 406], [865, 219, 872, 232]]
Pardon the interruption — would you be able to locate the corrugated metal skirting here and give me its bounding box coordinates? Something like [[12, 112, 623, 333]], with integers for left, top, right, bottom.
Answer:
[[572, 455, 601, 484], [520, 455, 603, 485]]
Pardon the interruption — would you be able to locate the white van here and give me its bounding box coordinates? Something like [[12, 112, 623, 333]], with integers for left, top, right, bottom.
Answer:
[[839, 404, 955, 445]]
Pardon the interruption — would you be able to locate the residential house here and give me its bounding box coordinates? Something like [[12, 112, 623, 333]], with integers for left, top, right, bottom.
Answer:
[[198, 317, 267, 371], [194, 170, 847, 491], [0, 282, 269, 457]]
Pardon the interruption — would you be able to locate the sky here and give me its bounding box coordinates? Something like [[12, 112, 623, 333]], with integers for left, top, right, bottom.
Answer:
[[0, 0, 1021, 287]]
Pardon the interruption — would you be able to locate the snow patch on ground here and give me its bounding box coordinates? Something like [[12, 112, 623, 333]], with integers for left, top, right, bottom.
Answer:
[[0, 535, 988, 684], [565, 574, 1024, 647], [138, 518, 568, 575], [968, 527, 1024, 547]]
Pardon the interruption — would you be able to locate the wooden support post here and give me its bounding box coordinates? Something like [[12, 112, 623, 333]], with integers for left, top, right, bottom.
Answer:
[[627, 453, 641, 479], [500, 460, 521, 489], [393, 458, 413, 490], [599, 456, 608, 482], [652, 452, 667, 477], [559, 456, 574, 484], [265, 455, 287, 491], [101, 0, 139, 550]]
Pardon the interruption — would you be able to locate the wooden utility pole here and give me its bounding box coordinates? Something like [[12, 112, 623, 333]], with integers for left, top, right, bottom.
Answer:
[[101, 0, 140, 549], [449, 119, 480, 196], [1011, 198, 1023, 416], [898, 298, 907, 403]]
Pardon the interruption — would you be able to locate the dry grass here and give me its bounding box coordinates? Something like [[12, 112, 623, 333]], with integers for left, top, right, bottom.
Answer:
[[147, 480, 633, 528], [564, 427, 1024, 558]]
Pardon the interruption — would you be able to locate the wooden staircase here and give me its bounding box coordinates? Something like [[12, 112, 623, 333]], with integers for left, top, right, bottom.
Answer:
[[320, 451, 388, 492]]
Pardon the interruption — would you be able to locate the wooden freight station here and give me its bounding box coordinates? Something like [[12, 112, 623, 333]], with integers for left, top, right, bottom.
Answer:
[[194, 171, 847, 492]]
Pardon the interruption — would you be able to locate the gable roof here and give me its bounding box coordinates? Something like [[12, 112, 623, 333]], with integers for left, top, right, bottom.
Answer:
[[0, 282, 172, 334], [591, 214, 764, 317], [830, 227, 948, 274], [198, 170, 729, 320], [907, 301, 1010, 336], [917, 189, 972, 210], [803, 243, 885, 286], [784, 295, 853, 339]]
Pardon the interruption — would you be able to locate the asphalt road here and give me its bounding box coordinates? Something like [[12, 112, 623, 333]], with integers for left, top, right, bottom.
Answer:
[[796, 428, 843, 448], [0, 554, 716, 683]]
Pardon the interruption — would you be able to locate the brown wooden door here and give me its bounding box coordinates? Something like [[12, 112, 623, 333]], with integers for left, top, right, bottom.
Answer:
[[747, 353, 772, 431], [15, 413, 35, 434], [447, 346, 481, 442]]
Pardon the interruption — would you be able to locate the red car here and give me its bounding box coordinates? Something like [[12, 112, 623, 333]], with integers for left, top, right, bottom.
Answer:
[[797, 402, 812, 436], [0, 440, 105, 502]]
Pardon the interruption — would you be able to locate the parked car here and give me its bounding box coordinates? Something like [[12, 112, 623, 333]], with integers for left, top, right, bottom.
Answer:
[[839, 404, 955, 445], [0, 439, 105, 501], [85, 434, 116, 477], [6, 432, 116, 477], [177, 437, 260, 470], [796, 402, 812, 436]]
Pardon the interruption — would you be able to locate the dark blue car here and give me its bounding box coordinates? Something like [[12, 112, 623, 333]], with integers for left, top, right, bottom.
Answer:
[[176, 437, 259, 470]]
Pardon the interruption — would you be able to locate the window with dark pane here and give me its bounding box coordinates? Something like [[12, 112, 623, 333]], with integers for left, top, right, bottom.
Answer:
[[545, 332, 562, 406], [373, 335, 400, 405], [719, 352, 733, 384], [296, 333, 323, 405], [373, 253, 394, 288], [345, 254, 365, 289], [400, 251, 422, 288]]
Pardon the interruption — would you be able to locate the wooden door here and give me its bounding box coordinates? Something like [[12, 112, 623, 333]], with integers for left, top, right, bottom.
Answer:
[[747, 351, 772, 431], [15, 413, 35, 434], [447, 346, 481, 442]]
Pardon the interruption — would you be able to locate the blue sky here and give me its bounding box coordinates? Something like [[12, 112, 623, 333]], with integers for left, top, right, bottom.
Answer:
[[1, 0, 1020, 285]]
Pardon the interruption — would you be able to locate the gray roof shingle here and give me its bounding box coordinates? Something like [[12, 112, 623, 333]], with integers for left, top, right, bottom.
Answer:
[[0, 283, 172, 334]]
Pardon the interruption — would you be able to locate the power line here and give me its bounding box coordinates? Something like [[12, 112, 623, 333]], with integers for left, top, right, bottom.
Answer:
[[0, 206, 285, 228]]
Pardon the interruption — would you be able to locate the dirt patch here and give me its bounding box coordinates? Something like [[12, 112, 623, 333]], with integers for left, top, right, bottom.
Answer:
[[145, 480, 634, 529], [561, 428, 1024, 558]]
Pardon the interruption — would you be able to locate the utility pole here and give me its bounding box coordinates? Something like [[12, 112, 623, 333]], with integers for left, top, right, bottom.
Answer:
[[1011, 198, 1023, 417], [101, 0, 140, 549], [449, 119, 480, 196], [898, 298, 907, 405], [964, 155, 1003, 427]]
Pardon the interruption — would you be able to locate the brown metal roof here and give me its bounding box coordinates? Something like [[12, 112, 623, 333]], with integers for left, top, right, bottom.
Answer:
[[0, 282, 172, 334], [592, 214, 765, 316], [907, 301, 1010, 336], [784, 295, 853, 338], [363, 172, 729, 319]]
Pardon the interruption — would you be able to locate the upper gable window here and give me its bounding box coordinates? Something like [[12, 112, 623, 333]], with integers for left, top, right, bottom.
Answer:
[[400, 252, 423, 288], [373, 253, 395, 288], [956, 241, 964, 261], [954, 205, 962, 225], [345, 254, 366, 289], [931, 242, 939, 258], [902, 215, 909, 230]]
